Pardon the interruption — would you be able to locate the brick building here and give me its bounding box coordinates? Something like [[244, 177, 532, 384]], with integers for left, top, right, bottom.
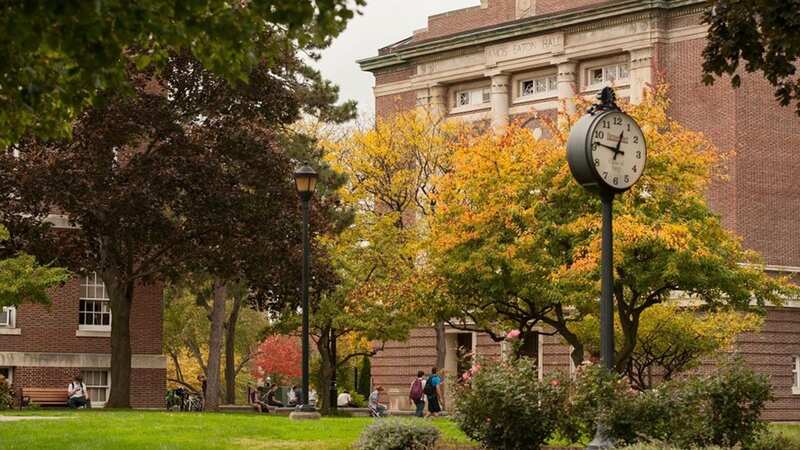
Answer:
[[358, 0, 800, 420], [0, 251, 166, 408]]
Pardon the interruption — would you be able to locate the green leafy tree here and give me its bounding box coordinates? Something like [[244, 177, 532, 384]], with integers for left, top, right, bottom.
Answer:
[[702, 1, 800, 114], [0, 225, 69, 307], [0, 0, 363, 146], [573, 303, 763, 389]]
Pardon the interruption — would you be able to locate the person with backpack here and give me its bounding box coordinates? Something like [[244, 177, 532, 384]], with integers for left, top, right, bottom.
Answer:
[[67, 375, 89, 408], [424, 367, 443, 417], [409, 370, 426, 417]]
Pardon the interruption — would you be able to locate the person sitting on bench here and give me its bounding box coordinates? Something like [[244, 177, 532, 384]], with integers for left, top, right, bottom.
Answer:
[[265, 384, 283, 407], [67, 375, 89, 408], [368, 386, 388, 417], [248, 384, 269, 413]]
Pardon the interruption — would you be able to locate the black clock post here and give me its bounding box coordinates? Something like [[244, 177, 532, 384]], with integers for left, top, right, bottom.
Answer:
[[566, 87, 648, 450]]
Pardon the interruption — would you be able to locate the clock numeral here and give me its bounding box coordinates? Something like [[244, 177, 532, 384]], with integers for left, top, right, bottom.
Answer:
[[594, 158, 600, 167], [624, 175, 630, 183], [632, 165, 638, 173], [593, 130, 605, 139], [613, 117, 622, 126], [636, 151, 642, 159], [613, 177, 619, 186], [592, 143, 598, 152], [633, 136, 640, 144], [626, 123, 631, 132], [601, 120, 610, 129], [602, 172, 608, 180]]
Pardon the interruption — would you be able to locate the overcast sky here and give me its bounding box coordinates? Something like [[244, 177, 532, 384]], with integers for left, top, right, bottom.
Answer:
[[315, 0, 479, 118]]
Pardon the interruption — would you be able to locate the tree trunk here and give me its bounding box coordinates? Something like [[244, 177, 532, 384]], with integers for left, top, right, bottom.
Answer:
[[205, 280, 227, 411], [106, 274, 134, 408], [224, 293, 243, 404], [316, 328, 333, 415], [435, 321, 446, 369]]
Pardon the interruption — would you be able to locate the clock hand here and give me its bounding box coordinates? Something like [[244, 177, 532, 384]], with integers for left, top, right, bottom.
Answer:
[[594, 142, 618, 151], [613, 132, 625, 160]]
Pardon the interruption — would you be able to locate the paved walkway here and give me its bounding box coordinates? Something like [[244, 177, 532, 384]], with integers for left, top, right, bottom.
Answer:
[[0, 415, 74, 422]]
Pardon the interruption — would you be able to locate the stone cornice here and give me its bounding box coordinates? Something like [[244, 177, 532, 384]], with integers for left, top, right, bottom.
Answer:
[[358, 0, 707, 72]]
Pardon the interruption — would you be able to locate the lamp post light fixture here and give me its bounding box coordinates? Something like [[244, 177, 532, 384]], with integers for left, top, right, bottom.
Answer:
[[290, 163, 321, 420]]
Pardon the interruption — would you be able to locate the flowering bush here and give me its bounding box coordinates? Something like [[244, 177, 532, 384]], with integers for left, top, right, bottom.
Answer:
[[453, 358, 564, 450]]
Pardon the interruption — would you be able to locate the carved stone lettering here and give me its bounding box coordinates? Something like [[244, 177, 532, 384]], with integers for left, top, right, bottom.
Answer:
[[485, 33, 564, 65], [416, 53, 486, 76]]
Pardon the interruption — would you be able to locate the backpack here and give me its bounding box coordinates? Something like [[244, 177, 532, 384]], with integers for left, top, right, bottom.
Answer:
[[409, 378, 423, 401], [423, 376, 436, 396]]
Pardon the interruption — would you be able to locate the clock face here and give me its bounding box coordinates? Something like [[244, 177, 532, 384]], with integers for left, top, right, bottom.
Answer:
[[587, 111, 646, 191]]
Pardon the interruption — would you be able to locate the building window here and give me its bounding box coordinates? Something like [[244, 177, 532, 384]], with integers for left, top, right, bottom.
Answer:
[[82, 370, 110, 405], [0, 367, 12, 384], [0, 307, 15, 328], [586, 62, 630, 89], [519, 75, 557, 99], [79, 273, 111, 330], [453, 87, 490, 109], [793, 357, 800, 395]]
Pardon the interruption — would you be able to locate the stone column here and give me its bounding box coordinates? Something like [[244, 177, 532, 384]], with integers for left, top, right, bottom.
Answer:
[[489, 73, 510, 133], [556, 61, 578, 116], [416, 85, 448, 119], [629, 47, 653, 105]]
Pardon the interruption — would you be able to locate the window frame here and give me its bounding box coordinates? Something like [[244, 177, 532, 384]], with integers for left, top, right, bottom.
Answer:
[[0, 367, 12, 385], [450, 84, 491, 113], [793, 356, 800, 395], [583, 61, 631, 90], [517, 74, 558, 101], [0, 306, 15, 328], [81, 369, 110, 407], [79, 273, 112, 332]]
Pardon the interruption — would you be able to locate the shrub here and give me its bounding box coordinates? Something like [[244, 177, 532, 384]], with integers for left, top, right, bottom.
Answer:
[[356, 418, 440, 450], [0, 380, 12, 410], [618, 445, 725, 450], [699, 359, 772, 448], [452, 358, 564, 450], [747, 430, 800, 450], [558, 359, 772, 449], [349, 391, 367, 408]]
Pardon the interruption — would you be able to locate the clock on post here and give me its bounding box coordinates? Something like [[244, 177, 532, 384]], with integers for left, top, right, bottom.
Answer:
[[566, 87, 648, 450], [567, 87, 647, 194]]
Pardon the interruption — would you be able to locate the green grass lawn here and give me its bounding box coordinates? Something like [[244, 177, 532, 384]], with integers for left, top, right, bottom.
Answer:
[[0, 410, 472, 450]]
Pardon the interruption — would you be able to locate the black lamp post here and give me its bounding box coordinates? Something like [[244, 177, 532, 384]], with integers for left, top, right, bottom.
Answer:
[[293, 164, 318, 415]]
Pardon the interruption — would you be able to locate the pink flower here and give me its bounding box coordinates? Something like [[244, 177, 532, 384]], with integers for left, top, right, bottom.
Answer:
[[550, 379, 560, 387], [470, 364, 481, 374], [506, 329, 521, 340], [462, 372, 471, 381]]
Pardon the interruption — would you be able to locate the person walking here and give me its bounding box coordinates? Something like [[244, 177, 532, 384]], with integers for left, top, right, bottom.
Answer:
[[423, 367, 443, 417], [409, 370, 426, 417]]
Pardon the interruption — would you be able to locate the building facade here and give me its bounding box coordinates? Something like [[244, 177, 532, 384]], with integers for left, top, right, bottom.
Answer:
[[0, 270, 166, 408], [359, 0, 800, 420]]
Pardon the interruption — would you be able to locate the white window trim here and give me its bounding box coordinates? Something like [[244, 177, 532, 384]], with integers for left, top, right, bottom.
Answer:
[[516, 75, 558, 103], [79, 273, 112, 332], [82, 369, 110, 408], [793, 356, 800, 395], [450, 85, 491, 114], [583, 61, 631, 92], [0, 367, 12, 385], [0, 306, 15, 328]]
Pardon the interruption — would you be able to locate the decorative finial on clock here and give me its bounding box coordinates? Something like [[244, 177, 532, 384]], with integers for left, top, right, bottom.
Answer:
[[588, 87, 620, 114]]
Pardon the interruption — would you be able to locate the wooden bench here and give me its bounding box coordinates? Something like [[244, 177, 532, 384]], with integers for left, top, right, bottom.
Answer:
[[21, 388, 68, 408]]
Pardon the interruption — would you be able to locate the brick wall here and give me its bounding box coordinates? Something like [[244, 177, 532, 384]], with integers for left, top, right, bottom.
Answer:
[[664, 37, 800, 267], [411, 0, 516, 43], [375, 91, 417, 119], [535, 0, 616, 16], [0, 277, 163, 354], [12, 366, 165, 409]]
